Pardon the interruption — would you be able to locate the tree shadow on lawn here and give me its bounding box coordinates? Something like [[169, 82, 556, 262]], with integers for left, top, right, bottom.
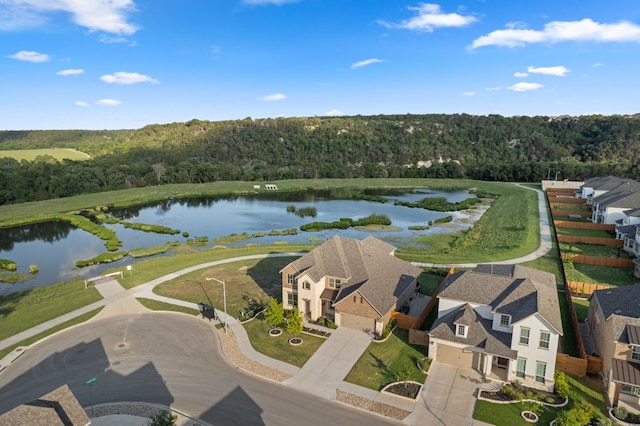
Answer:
[[245, 254, 298, 301]]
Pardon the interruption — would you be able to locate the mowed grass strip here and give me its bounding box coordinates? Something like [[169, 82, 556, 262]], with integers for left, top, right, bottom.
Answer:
[[242, 316, 324, 367], [344, 328, 427, 391], [560, 242, 632, 258], [136, 298, 200, 316], [555, 227, 612, 238], [0, 148, 90, 161], [153, 255, 296, 318], [0, 307, 103, 359], [565, 263, 636, 286], [0, 280, 102, 341]]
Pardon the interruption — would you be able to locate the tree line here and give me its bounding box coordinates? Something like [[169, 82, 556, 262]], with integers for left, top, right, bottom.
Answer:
[[1, 113, 640, 205]]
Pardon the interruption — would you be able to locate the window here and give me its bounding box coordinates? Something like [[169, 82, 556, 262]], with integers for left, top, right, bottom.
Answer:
[[632, 345, 640, 361], [302, 281, 311, 290], [535, 362, 546, 384], [329, 277, 342, 289], [456, 325, 466, 337], [287, 274, 295, 285], [621, 385, 640, 396], [287, 292, 297, 307], [516, 358, 526, 379], [539, 331, 551, 350], [500, 314, 510, 327], [519, 327, 530, 345]]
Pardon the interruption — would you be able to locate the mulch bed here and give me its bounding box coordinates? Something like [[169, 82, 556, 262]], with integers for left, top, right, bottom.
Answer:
[[480, 386, 565, 405], [384, 382, 421, 399]]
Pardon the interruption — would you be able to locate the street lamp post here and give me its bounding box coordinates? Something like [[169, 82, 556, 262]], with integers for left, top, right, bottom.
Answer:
[[206, 277, 227, 333]]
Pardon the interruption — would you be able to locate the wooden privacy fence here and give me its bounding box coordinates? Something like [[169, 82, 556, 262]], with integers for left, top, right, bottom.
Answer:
[[550, 202, 591, 210], [548, 197, 586, 203], [395, 305, 429, 330], [408, 329, 429, 346], [587, 355, 603, 374], [557, 235, 623, 246], [554, 221, 614, 231], [567, 280, 613, 296], [556, 353, 588, 377], [550, 210, 592, 218], [561, 253, 634, 268], [547, 188, 580, 196]]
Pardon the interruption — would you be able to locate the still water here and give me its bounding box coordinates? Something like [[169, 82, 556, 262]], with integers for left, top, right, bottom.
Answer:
[[0, 189, 480, 294]]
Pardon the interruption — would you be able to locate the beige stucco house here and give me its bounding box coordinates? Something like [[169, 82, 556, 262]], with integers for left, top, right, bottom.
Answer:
[[280, 235, 422, 336], [588, 284, 640, 413]]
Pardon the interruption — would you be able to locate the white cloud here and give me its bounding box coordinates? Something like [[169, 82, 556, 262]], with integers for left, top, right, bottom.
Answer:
[[514, 72, 529, 78], [259, 93, 286, 101], [351, 58, 385, 69], [57, 68, 84, 76], [378, 3, 477, 32], [527, 65, 570, 76], [507, 82, 543, 92], [0, 0, 138, 34], [485, 86, 501, 91], [98, 35, 133, 45], [242, 0, 298, 5], [95, 98, 122, 106], [592, 62, 604, 67], [100, 72, 158, 84], [462, 91, 475, 96], [471, 18, 640, 49], [8, 50, 49, 62], [74, 101, 89, 107], [323, 109, 344, 116]]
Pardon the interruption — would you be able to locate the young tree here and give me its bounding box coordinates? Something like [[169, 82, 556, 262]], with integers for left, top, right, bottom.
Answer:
[[263, 297, 284, 328], [286, 307, 303, 337], [147, 410, 177, 426]]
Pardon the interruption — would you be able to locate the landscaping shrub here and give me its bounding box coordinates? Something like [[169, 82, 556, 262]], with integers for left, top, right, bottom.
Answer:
[[612, 406, 628, 421], [554, 370, 569, 399], [555, 401, 594, 426]]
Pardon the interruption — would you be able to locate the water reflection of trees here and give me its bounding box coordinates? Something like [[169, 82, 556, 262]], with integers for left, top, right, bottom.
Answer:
[[0, 221, 73, 251]]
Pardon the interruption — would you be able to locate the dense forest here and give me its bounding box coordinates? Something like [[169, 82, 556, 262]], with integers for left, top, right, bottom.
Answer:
[[1, 113, 639, 205]]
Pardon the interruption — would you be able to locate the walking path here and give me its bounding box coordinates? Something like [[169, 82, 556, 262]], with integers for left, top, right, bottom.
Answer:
[[0, 185, 551, 424]]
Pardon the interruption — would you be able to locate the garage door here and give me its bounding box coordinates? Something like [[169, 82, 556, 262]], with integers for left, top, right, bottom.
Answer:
[[340, 313, 375, 333], [437, 344, 480, 369]]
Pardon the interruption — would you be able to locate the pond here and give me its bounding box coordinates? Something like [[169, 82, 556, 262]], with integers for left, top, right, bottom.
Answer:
[[0, 188, 482, 294]]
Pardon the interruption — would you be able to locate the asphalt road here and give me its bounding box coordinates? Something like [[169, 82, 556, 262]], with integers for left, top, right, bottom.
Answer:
[[0, 312, 396, 426]]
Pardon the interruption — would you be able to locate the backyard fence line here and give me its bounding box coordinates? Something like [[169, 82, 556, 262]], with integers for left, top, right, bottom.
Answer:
[[554, 220, 614, 231], [557, 235, 623, 246], [550, 202, 592, 210], [546, 188, 579, 196], [561, 253, 634, 268], [550, 210, 592, 218], [556, 353, 587, 377], [566, 280, 613, 297], [548, 197, 586, 203]]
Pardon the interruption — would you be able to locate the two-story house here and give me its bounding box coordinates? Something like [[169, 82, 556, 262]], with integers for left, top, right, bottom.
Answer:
[[588, 284, 640, 413], [280, 235, 422, 336], [428, 264, 563, 391], [578, 176, 637, 205], [592, 187, 640, 224]]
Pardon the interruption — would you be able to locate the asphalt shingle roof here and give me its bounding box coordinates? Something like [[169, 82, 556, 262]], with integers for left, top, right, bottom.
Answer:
[[289, 236, 422, 315], [591, 284, 640, 344]]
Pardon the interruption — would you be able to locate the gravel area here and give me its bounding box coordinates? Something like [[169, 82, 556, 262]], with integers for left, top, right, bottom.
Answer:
[[216, 327, 293, 382], [336, 389, 411, 420], [86, 401, 208, 426]]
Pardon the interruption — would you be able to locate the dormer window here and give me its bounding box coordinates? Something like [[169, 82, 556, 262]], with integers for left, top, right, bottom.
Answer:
[[328, 277, 342, 289], [632, 345, 640, 361], [499, 314, 510, 327], [456, 324, 467, 338]]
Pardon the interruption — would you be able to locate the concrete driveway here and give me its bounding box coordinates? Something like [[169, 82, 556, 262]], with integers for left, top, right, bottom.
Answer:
[[409, 362, 491, 426]]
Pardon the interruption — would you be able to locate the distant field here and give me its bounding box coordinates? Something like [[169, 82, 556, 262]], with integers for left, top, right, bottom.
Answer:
[[0, 148, 90, 161]]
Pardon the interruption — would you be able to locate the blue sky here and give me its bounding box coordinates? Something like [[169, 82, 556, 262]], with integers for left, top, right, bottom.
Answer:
[[1, 0, 639, 130]]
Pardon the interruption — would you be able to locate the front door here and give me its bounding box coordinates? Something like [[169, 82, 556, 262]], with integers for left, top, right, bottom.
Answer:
[[304, 299, 311, 318]]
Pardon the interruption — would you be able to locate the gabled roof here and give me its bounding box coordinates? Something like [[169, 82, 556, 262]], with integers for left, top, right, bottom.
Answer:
[[439, 264, 562, 334], [594, 187, 640, 209], [591, 284, 640, 343], [585, 176, 638, 191], [623, 207, 640, 218], [615, 224, 637, 239], [429, 304, 517, 359], [0, 384, 90, 426], [289, 236, 422, 316]]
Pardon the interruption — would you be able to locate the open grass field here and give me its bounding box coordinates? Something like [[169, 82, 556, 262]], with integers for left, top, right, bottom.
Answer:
[[473, 374, 607, 425], [153, 255, 296, 318], [344, 328, 427, 391], [242, 316, 325, 367], [0, 280, 102, 341], [0, 148, 90, 161], [136, 297, 200, 316]]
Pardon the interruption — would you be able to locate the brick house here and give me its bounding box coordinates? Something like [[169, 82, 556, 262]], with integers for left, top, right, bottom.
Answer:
[[280, 235, 422, 336], [588, 284, 640, 413]]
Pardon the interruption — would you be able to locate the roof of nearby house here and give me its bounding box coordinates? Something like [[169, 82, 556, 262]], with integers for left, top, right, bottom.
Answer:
[[0, 384, 91, 426], [438, 264, 563, 334], [288, 236, 422, 316], [594, 187, 640, 209], [615, 224, 637, 239], [585, 176, 637, 192], [623, 207, 640, 218], [612, 358, 640, 387], [591, 284, 640, 344], [429, 303, 517, 359], [627, 324, 640, 346]]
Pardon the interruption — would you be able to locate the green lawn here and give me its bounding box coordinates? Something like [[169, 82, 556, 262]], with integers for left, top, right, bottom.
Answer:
[[344, 328, 427, 391], [0, 280, 102, 341], [555, 227, 612, 238], [572, 298, 590, 322], [242, 316, 325, 367], [557, 291, 579, 357], [153, 256, 295, 319], [418, 273, 445, 296], [561, 242, 632, 258], [0, 307, 103, 359], [473, 374, 607, 425], [136, 297, 200, 315], [565, 263, 637, 286]]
